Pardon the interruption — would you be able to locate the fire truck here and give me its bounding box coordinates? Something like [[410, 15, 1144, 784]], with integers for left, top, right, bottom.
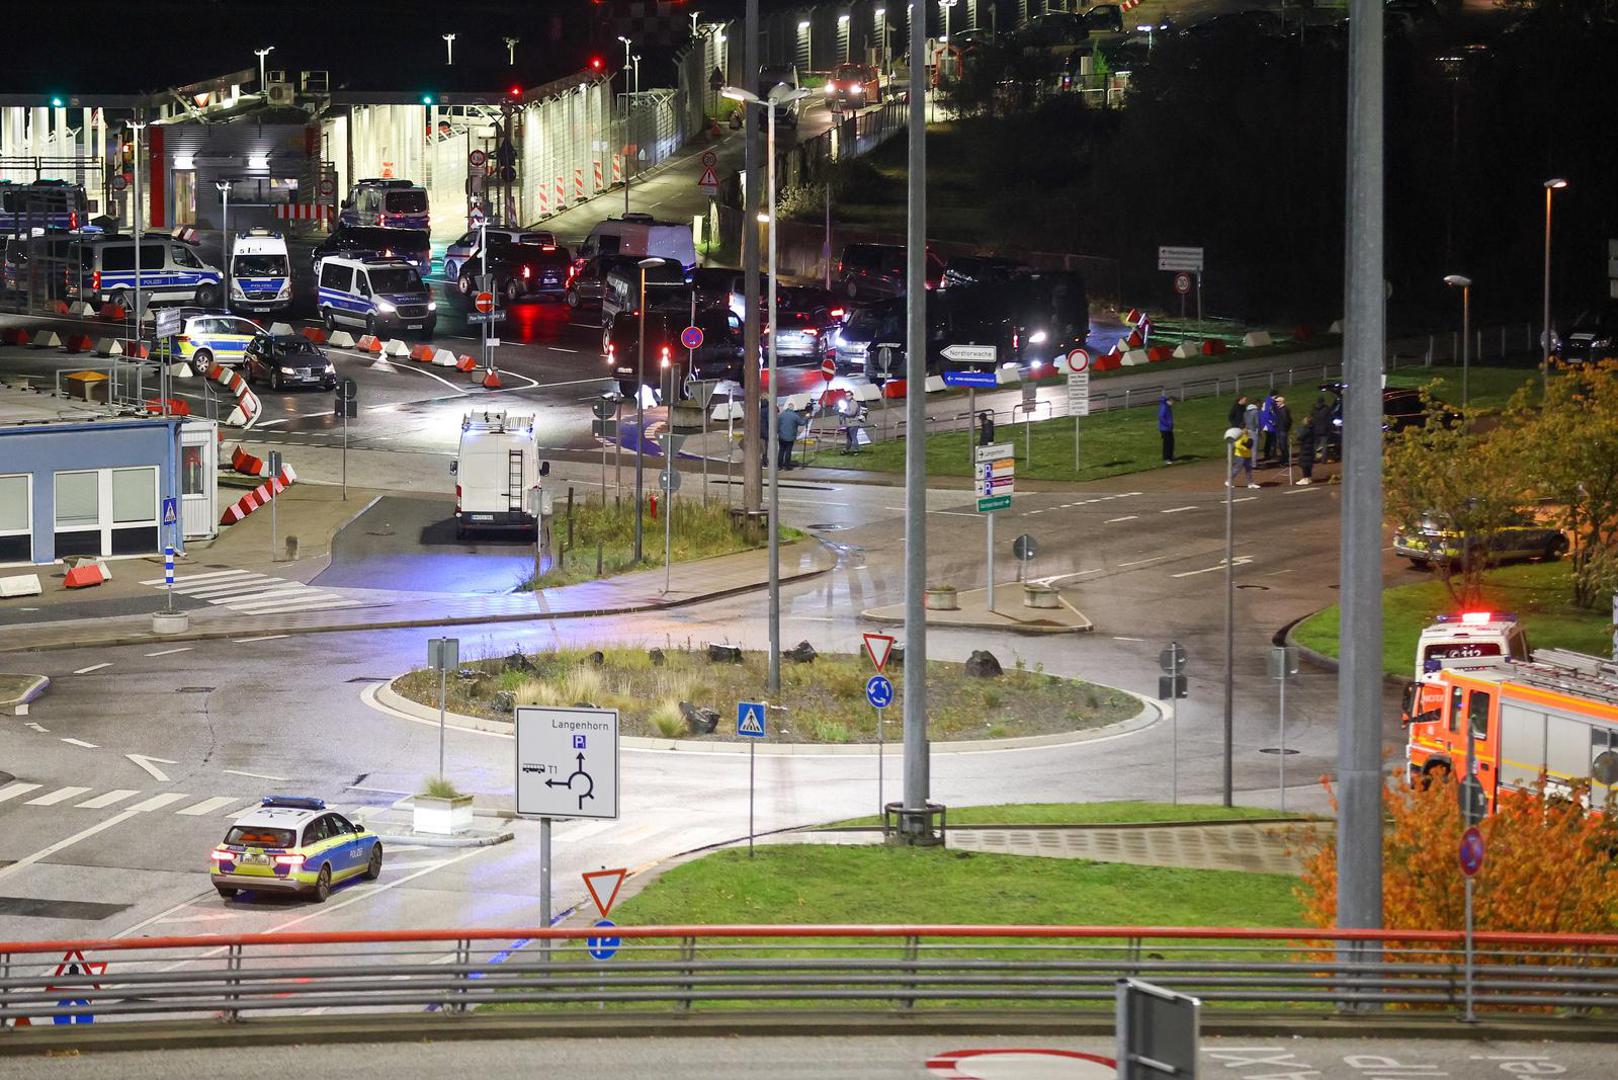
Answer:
[[1403, 649, 1618, 815]]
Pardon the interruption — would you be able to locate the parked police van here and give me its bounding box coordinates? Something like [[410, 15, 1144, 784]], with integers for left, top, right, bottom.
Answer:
[[228, 229, 291, 313], [317, 255, 436, 338], [0, 179, 88, 234], [339, 179, 430, 230], [71, 233, 223, 308], [576, 213, 697, 275]]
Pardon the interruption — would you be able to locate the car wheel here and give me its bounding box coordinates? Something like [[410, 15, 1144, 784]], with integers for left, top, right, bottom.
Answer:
[[1420, 760, 1452, 790], [192, 348, 214, 372], [457, 270, 475, 298], [365, 843, 383, 881], [618, 379, 639, 399], [322, 308, 337, 333], [196, 284, 222, 308], [311, 864, 331, 903], [1543, 535, 1568, 561], [271, 372, 282, 392], [504, 278, 522, 303], [215, 885, 237, 899], [845, 280, 859, 299], [565, 287, 581, 310]]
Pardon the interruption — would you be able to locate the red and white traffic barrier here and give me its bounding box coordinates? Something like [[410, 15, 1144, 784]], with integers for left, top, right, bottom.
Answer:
[[273, 204, 331, 221], [301, 326, 328, 345], [204, 361, 262, 429], [456, 354, 477, 372], [230, 445, 272, 478], [220, 464, 296, 526], [63, 557, 111, 589]]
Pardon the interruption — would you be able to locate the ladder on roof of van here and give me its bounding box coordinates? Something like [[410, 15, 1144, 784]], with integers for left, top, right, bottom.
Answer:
[[507, 450, 524, 514]]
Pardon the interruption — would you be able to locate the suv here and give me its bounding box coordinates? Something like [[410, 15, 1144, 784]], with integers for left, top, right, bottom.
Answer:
[[243, 333, 337, 392], [825, 63, 883, 105], [317, 256, 436, 339], [1554, 301, 1618, 366], [605, 307, 745, 398], [459, 242, 573, 305], [836, 243, 944, 300], [151, 309, 265, 369], [444, 227, 557, 283], [339, 178, 429, 230], [313, 226, 431, 277]]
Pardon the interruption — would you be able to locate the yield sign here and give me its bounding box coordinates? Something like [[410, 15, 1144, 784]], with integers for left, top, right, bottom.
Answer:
[[863, 632, 896, 673], [582, 867, 628, 919]]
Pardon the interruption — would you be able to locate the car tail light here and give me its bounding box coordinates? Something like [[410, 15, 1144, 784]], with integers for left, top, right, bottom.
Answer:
[[91, 269, 100, 291], [660, 344, 672, 362], [830, 307, 845, 319], [209, 847, 233, 862], [522, 265, 531, 279], [275, 853, 305, 867], [455, 484, 461, 509], [177, 335, 190, 344], [542, 245, 556, 252]]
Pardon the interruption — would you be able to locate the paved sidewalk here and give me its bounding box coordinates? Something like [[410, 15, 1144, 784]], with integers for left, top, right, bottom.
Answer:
[[779, 819, 1331, 876], [0, 540, 837, 652]]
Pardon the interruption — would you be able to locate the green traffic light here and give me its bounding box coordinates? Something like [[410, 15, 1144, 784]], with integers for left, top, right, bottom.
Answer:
[[49, 95, 64, 107], [421, 93, 435, 105]]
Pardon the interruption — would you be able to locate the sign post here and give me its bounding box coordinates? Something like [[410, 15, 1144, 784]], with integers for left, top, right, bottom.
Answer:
[[161, 495, 178, 614], [1158, 643, 1188, 804], [1269, 645, 1299, 812], [1158, 246, 1206, 325], [592, 396, 618, 507], [1173, 271, 1192, 321], [1461, 708, 1486, 1024], [737, 701, 767, 856], [335, 377, 358, 501], [428, 637, 460, 781], [516, 705, 622, 964], [1115, 978, 1200, 1079], [267, 449, 281, 561], [584, 868, 628, 963], [1063, 349, 1090, 474], [863, 633, 896, 816], [975, 442, 1014, 612]]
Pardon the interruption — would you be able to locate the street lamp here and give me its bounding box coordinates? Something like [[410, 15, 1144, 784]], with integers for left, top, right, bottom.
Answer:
[[798, 19, 812, 72], [216, 180, 231, 305], [724, 82, 811, 694], [875, 8, 888, 75], [442, 33, 456, 66], [940, 0, 958, 42], [1444, 274, 1472, 406], [1542, 178, 1567, 399], [254, 46, 275, 91], [1222, 425, 1238, 808], [504, 36, 519, 65], [618, 36, 633, 213], [633, 256, 664, 563]]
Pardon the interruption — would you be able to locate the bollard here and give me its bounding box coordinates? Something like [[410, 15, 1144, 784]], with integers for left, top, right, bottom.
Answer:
[[567, 486, 575, 548], [285, 535, 298, 561], [649, 492, 658, 521], [597, 540, 604, 578]]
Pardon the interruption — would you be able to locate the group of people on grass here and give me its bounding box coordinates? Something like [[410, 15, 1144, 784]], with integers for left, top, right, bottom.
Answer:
[[1156, 391, 1336, 489]]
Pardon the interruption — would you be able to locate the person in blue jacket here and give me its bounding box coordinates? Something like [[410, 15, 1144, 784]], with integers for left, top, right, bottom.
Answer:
[[1158, 394, 1176, 464], [1258, 392, 1279, 463]]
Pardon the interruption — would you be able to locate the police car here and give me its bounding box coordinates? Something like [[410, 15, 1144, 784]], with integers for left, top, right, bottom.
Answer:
[[228, 229, 292, 313], [210, 796, 382, 902], [317, 255, 436, 338], [151, 309, 266, 368]]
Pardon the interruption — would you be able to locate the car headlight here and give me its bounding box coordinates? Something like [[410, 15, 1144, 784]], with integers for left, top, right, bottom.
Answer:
[[279, 366, 297, 375], [1028, 330, 1048, 344], [851, 84, 864, 95], [1592, 337, 1612, 351], [230, 281, 245, 297], [277, 282, 291, 299], [427, 301, 437, 311], [824, 83, 836, 95], [374, 299, 396, 313], [323, 363, 335, 374]]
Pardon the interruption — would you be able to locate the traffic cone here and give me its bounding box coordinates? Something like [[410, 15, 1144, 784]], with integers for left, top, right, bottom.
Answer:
[[481, 369, 503, 389]]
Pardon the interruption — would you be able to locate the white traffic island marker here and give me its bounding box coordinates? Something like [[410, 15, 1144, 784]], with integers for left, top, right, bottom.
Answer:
[[125, 754, 179, 782]]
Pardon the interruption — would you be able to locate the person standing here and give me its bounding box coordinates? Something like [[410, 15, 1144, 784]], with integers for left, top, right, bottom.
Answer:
[[1158, 394, 1176, 464], [1228, 427, 1257, 488], [1294, 411, 1317, 486], [776, 402, 805, 470], [1227, 393, 1249, 429], [1258, 392, 1278, 462], [1272, 394, 1293, 469], [1243, 401, 1260, 461]]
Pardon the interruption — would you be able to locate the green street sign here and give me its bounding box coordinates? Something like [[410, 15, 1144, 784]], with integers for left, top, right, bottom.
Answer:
[[977, 494, 1012, 513]]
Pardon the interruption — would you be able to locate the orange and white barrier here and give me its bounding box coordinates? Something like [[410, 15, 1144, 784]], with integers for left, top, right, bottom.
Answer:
[[204, 362, 262, 429], [409, 343, 434, 362], [230, 445, 272, 478], [220, 464, 296, 526], [63, 557, 111, 589], [301, 326, 328, 345], [0, 328, 28, 346], [273, 204, 331, 221], [456, 354, 477, 372], [61, 334, 92, 354]]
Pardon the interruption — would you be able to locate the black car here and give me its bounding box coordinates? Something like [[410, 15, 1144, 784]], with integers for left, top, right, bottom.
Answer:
[[1554, 301, 1618, 366], [605, 307, 745, 398], [1316, 382, 1459, 459], [243, 333, 336, 392], [1082, 4, 1126, 33], [312, 226, 432, 277], [1018, 10, 1090, 47], [457, 243, 572, 304], [940, 255, 1029, 290]]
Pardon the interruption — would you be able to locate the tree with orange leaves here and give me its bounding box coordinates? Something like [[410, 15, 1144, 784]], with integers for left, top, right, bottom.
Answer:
[[1299, 772, 1618, 934]]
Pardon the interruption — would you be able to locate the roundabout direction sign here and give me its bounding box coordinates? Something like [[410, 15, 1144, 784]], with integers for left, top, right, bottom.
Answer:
[[865, 674, 894, 710]]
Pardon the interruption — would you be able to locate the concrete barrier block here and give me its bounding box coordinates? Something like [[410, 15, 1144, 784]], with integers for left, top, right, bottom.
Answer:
[[1147, 346, 1174, 362], [1201, 339, 1228, 356], [883, 379, 907, 398], [67, 301, 96, 317], [995, 366, 1021, 386], [1241, 330, 1274, 348], [711, 399, 745, 421], [1328, 319, 1344, 334], [1121, 349, 1151, 366], [31, 330, 61, 348], [456, 354, 477, 372], [923, 375, 946, 393], [328, 331, 356, 348], [268, 322, 295, 337], [301, 326, 328, 345], [93, 338, 124, 358], [1173, 341, 1201, 359], [382, 339, 410, 358], [853, 382, 882, 402], [783, 393, 813, 411], [0, 573, 42, 598], [431, 347, 458, 367]]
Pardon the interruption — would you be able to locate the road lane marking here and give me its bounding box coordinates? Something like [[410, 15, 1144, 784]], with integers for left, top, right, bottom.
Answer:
[[60, 738, 98, 749], [223, 769, 289, 781], [144, 647, 193, 657], [137, 568, 251, 587], [209, 586, 311, 605], [230, 635, 289, 644], [1160, 505, 1199, 514], [1172, 556, 1255, 578], [72, 662, 112, 675], [24, 722, 47, 733], [1113, 636, 1148, 642], [1117, 556, 1167, 568], [1232, 496, 1258, 503], [230, 595, 363, 615], [26, 786, 91, 805], [126, 793, 189, 812], [74, 789, 141, 809], [0, 782, 42, 803], [177, 796, 240, 816], [1104, 515, 1137, 523], [0, 810, 142, 885], [253, 417, 292, 427], [126, 754, 178, 782]]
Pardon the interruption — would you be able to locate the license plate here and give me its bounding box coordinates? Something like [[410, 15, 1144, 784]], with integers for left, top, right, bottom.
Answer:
[[472, 514, 493, 522], [407, 323, 423, 330], [243, 853, 269, 865]]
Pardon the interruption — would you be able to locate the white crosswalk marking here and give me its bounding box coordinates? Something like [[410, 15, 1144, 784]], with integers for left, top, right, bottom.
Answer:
[[75, 789, 141, 809], [26, 786, 91, 806], [0, 782, 43, 803], [140, 570, 363, 616], [126, 793, 190, 813], [177, 796, 241, 816]]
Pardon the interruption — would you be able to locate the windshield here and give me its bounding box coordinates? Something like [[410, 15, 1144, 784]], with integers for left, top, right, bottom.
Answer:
[[368, 268, 424, 293], [277, 339, 321, 357], [233, 254, 287, 276], [224, 825, 296, 848], [384, 190, 428, 214]]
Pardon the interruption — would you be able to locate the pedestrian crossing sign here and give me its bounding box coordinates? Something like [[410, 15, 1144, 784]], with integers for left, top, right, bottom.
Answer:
[[736, 701, 766, 739]]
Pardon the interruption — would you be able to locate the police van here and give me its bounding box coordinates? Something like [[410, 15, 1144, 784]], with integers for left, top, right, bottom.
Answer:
[[576, 213, 698, 276], [72, 233, 224, 308], [228, 229, 291, 313], [317, 255, 436, 339], [339, 179, 430, 230], [0, 179, 87, 234]]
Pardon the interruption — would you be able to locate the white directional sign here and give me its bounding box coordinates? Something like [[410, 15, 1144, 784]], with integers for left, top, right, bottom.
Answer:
[[1067, 370, 1091, 417], [515, 706, 620, 820], [1157, 245, 1204, 272], [975, 441, 1015, 511], [940, 343, 998, 364]]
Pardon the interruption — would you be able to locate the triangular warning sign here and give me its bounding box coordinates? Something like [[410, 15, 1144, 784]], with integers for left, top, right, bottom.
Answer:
[[698, 164, 719, 187], [583, 867, 628, 919], [863, 632, 896, 673], [738, 704, 765, 736]]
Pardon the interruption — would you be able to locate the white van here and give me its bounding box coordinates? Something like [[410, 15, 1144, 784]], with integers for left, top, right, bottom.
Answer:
[[316, 255, 436, 339], [451, 411, 549, 538], [71, 235, 224, 308], [575, 213, 697, 275], [1414, 611, 1531, 683], [228, 229, 291, 314]]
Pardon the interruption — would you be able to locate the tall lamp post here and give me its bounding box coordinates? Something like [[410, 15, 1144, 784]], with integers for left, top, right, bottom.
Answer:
[[1444, 274, 1472, 406], [618, 36, 634, 213], [633, 256, 664, 562], [442, 33, 456, 66], [1222, 426, 1237, 807], [1542, 178, 1567, 398], [724, 83, 810, 694], [504, 36, 519, 65], [215, 180, 231, 305], [875, 8, 888, 76], [254, 46, 275, 91]]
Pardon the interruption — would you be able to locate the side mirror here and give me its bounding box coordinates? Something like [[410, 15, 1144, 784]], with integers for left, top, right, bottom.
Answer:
[[1400, 682, 1418, 726], [449, 460, 458, 475], [539, 461, 551, 477]]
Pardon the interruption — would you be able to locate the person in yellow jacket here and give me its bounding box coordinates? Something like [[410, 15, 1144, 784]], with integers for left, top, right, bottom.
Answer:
[[1227, 427, 1258, 489]]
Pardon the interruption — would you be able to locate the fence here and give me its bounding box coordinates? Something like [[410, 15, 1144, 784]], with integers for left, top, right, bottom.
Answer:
[[4, 925, 1618, 1028]]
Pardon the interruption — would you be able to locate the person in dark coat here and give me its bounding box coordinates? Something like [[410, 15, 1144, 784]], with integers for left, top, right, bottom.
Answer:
[[1295, 411, 1317, 485], [1227, 394, 1249, 429], [1272, 394, 1293, 467], [776, 403, 805, 470], [1158, 395, 1176, 464], [1309, 396, 1335, 462]]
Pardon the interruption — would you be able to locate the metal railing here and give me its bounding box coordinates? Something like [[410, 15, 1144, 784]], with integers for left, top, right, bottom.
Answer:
[[3, 925, 1617, 1027]]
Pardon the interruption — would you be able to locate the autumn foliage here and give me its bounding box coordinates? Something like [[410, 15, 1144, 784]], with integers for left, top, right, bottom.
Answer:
[[1299, 772, 1618, 934]]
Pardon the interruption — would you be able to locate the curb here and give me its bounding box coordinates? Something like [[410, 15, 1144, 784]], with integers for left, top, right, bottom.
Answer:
[[0, 673, 49, 712], [0, 546, 838, 655], [1282, 610, 1411, 687], [858, 607, 1094, 634], [2, 1008, 1613, 1055], [809, 816, 1328, 834], [372, 828, 514, 848], [372, 677, 1163, 757]]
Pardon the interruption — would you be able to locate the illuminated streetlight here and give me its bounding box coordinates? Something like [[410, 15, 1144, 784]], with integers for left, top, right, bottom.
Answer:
[[1444, 274, 1473, 406], [442, 33, 456, 66], [1542, 178, 1567, 398]]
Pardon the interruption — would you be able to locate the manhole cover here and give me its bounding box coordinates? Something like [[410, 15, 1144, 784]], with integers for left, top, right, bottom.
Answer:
[[807, 523, 847, 531], [1258, 747, 1301, 755], [1236, 584, 1269, 591], [176, 687, 215, 694]]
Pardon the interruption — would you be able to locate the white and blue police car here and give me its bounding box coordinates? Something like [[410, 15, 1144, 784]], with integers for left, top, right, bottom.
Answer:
[[317, 255, 436, 339]]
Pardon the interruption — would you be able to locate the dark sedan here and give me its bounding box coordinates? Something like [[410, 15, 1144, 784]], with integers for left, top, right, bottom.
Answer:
[[605, 307, 745, 398], [243, 334, 336, 392]]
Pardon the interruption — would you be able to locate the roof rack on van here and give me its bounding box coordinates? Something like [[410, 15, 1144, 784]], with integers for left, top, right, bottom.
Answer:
[[356, 178, 419, 189], [359, 255, 412, 265], [238, 228, 283, 239], [618, 212, 656, 223], [461, 411, 534, 434]]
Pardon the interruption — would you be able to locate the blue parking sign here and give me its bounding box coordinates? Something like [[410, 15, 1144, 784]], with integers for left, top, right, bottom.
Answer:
[[865, 675, 894, 709], [587, 919, 620, 961]]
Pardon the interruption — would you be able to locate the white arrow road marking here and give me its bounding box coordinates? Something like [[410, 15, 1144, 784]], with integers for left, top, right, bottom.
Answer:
[[223, 769, 289, 782], [126, 754, 180, 782], [24, 722, 47, 733], [73, 662, 112, 675], [61, 738, 99, 749], [1171, 556, 1255, 578]]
